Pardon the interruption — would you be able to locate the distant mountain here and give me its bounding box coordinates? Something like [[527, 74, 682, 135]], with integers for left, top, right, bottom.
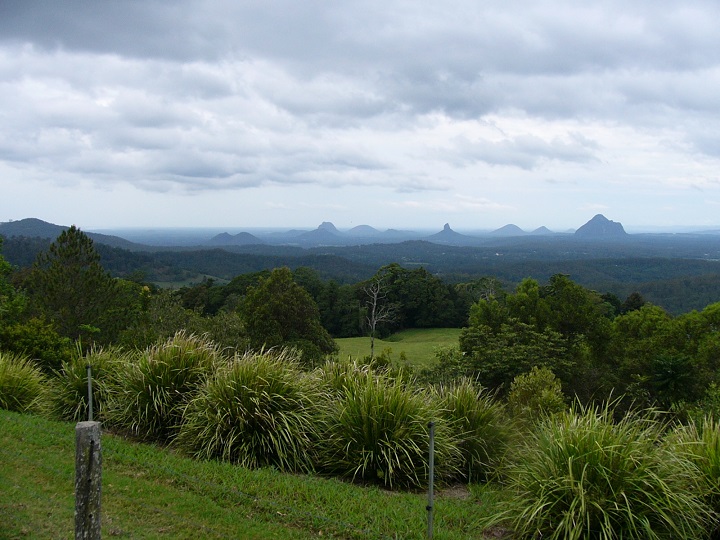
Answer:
[[575, 214, 628, 238], [491, 224, 526, 236], [531, 226, 555, 235], [207, 231, 262, 246], [0, 218, 142, 249], [426, 223, 476, 245], [318, 222, 340, 234], [346, 225, 380, 237], [0, 217, 66, 238]]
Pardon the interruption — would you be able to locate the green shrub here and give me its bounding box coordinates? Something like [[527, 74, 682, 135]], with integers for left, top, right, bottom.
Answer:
[[433, 378, 511, 482], [176, 349, 321, 472], [319, 368, 461, 489], [507, 365, 566, 423], [499, 402, 712, 539], [44, 346, 127, 422], [107, 332, 225, 442], [0, 351, 45, 413], [0, 318, 74, 373]]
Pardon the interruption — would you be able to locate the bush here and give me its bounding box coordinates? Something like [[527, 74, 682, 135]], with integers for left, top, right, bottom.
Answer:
[[107, 332, 225, 442], [499, 402, 712, 539], [433, 378, 511, 482], [0, 351, 45, 413], [319, 368, 461, 489], [0, 318, 74, 374], [44, 346, 127, 422], [176, 349, 321, 472], [506, 365, 566, 423]]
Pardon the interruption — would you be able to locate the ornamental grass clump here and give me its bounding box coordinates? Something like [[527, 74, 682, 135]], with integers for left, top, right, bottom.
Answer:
[[107, 331, 225, 442], [433, 377, 511, 482], [44, 346, 127, 422], [319, 368, 461, 489], [500, 401, 712, 540], [669, 416, 720, 519], [0, 351, 45, 413], [176, 348, 322, 472]]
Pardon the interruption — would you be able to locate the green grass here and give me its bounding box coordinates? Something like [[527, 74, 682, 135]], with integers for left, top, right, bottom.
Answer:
[[1, 409, 504, 539], [335, 328, 462, 369]]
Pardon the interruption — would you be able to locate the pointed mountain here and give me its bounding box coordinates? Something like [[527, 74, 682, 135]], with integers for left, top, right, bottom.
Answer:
[[531, 226, 554, 235], [491, 224, 526, 236], [575, 214, 627, 238], [426, 223, 476, 245]]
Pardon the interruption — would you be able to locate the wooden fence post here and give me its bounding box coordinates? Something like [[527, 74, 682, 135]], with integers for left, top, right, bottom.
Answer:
[[75, 421, 101, 539]]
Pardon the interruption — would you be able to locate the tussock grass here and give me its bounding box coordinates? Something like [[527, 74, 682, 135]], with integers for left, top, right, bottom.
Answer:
[[319, 367, 462, 488], [433, 377, 511, 482], [107, 331, 225, 442], [44, 346, 128, 422], [0, 350, 45, 413], [670, 416, 720, 522], [176, 348, 321, 472], [499, 401, 712, 539]]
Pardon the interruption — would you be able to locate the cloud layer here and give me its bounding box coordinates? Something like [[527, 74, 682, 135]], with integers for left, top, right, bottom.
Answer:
[[1, 0, 719, 229]]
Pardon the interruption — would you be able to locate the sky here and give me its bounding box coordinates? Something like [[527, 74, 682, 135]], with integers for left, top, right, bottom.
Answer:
[[1, 1, 720, 233]]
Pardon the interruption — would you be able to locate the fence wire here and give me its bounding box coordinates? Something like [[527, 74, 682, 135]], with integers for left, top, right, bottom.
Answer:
[[0, 433, 400, 540]]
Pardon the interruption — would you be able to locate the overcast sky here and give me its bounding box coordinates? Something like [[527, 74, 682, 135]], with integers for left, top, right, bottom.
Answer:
[[1, 1, 719, 232]]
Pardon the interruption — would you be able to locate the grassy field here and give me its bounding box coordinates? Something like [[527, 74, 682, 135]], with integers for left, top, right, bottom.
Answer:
[[335, 328, 462, 370], [0, 409, 505, 539]]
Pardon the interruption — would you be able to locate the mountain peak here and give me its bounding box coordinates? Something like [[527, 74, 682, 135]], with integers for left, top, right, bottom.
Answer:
[[443, 223, 452, 231], [318, 222, 339, 233], [575, 214, 627, 238]]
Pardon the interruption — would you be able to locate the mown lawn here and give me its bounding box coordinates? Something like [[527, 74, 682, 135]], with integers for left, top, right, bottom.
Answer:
[[335, 328, 462, 369], [0, 408, 505, 539]]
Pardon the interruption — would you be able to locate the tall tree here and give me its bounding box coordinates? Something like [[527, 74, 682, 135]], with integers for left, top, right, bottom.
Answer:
[[30, 226, 122, 345], [240, 267, 337, 364]]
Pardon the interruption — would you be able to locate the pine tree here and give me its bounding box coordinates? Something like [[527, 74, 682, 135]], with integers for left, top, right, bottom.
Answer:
[[31, 226, 120, 345]]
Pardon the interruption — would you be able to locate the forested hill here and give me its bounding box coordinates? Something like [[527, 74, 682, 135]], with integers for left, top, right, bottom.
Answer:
[[3, 227, 720, 314]]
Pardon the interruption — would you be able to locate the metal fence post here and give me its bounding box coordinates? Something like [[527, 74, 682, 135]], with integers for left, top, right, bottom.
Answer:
[[427, 421, 435, 539]]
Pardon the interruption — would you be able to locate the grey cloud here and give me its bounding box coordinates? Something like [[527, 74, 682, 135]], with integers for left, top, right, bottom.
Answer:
[[447, 134, 600, 169]]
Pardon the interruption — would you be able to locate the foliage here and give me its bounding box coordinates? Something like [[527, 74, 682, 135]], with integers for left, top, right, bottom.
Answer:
[[107, 332, 225, 442], [0, 237, 25, 325], [43, 346, 127, 422], [499, 402, 712, 539], [28, 226, 126, 345], [318, 367, 461, 488], [177, 349, 321, 472], [433, 377, 511, 482], [0, 351, 45, 413], [507, 365, 567, 422], [0, 317, 74, 373], [241, 267, 337, 365], [459, 319, 574, 394]]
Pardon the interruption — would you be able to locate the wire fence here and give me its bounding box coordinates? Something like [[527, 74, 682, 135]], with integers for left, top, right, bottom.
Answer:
[[0, 430, 405, 539]]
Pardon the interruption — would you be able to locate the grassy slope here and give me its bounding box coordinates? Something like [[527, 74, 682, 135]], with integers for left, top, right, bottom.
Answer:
[[0, 409, 503, 539], [335, 328, 462, 369]]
